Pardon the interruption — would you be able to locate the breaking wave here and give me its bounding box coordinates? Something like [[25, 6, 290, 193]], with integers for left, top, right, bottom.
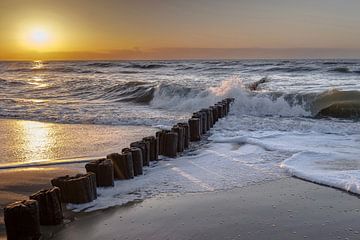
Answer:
[[83, 79, 360, 120], [311, 89, 360, 119]]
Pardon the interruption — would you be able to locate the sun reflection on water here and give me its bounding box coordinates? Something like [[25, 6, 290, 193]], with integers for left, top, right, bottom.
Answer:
[[31, 60, 44, 70], [28, 61, 49, 88], [16, 120, 55, 163]]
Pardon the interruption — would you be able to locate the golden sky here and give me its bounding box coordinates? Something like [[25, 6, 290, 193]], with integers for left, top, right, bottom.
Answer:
[[1, 0, 360, 60]]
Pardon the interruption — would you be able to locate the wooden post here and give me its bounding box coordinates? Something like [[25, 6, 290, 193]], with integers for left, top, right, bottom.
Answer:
[[192, 112, 203, 135], [29, 187, 63, 225], [156, 130, 168, 155], [164, 131, 178, 158], [210, 106, 217, 123], [178, 123, 190, 149], [130, 141, 150, 166], [216, 104, 223, 118], [122, 147, 143, 176], [188, 118, 201, 141], [222, 101, 229, 115], [193, 112, 207, 134], [4, 200, 41, 240], [51, 173, 97, 204], [171, 125, 185, 152], [200, 108, 212, 130], [206, 108, 214, 128], [200, 111, 207, 133], [106, 152, 134, 180], [143, 136, 158, 161], [85, 158, 114, 187]]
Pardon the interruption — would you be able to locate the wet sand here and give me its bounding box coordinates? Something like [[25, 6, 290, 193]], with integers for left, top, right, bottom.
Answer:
[[0, 165, 83, 239], [0, 119, 158, 239], [0, 119, 157, 167], [50, 177, 360, 240]]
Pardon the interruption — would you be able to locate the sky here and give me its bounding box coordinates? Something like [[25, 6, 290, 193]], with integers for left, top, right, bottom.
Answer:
[[1, 0, 360, 60]]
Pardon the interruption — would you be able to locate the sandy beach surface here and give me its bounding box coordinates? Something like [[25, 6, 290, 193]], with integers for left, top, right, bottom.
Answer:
[[45, 177, 360, 240], [0, 119, 159, 239], [0, 165, 84, 239], [0, 119, 158, 167]]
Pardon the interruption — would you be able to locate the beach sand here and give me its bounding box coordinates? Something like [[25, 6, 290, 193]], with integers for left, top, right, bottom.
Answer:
[[0, 119, 158, 239], [0, 119, 158, 167], [47, 177, 360, 240], [1, 119, 359, 239], [0, 165, 83, 239]]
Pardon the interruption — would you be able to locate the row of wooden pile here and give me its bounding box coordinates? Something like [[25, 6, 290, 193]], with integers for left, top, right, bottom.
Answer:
[[3, 98, 234, 240]]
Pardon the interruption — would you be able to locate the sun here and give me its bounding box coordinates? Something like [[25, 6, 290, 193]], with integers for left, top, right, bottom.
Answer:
[[30, 28, 49, 45], [22, 26, 53, 50]]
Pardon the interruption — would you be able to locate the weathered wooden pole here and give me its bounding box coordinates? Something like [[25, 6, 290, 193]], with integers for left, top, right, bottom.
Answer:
[[143, 136, 158, 161], [122, 147, 143, 176], [216, 104, 223, 118], [4, 200, 41, 240], [188, 118, 201, 141], [85, 158, 114, 187], [210, 106, 218, 123], [171, 125, 185, 152], [178, 123, 190, 148], [106, 152, 134, 180], [130, 141, 150, 166], [163, 131, 178, 157], [193, 112, 207, 134], [29, 187, 63, 225], [200, 108, 212, 130], [200, 111, 208, 133], [51, 173, 97, 204], [156, 130, 168, 155]]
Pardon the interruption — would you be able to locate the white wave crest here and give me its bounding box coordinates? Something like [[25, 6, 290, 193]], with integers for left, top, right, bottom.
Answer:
[[151, 78, 310, 117]]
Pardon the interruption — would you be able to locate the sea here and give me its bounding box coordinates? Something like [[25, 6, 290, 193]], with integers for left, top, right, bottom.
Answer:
[[0, 59, 359, 210]]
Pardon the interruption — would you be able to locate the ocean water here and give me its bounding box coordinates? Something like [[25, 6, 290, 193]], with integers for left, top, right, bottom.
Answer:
[[1, 59, 360, 209]]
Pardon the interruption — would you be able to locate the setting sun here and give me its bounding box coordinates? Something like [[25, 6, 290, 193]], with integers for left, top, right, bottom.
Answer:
[[20, 26, 54, 51], [29, 28, 49, 45]]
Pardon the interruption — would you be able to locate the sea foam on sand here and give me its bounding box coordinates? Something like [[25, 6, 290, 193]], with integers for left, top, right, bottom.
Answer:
[[68, 119, 286, 212], [69, 96, 360, 212]]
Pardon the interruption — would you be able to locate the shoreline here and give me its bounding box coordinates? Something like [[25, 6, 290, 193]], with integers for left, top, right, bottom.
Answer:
[[1, 102, 359, 239], [0, 118, 159, 238], [48, 177, 360, 240], [0, 118, 158, 167]]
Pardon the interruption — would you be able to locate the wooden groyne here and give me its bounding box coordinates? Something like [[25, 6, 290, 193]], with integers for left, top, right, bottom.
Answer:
[[3, 97, 234, 239]]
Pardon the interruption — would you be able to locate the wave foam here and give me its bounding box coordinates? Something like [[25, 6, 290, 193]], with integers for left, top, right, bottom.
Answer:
[[282, 151, 360, 194], [69, 140, 284, 212]]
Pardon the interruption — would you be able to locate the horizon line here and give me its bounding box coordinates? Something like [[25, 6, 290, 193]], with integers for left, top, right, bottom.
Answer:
[[2, 47, 360, 61]]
